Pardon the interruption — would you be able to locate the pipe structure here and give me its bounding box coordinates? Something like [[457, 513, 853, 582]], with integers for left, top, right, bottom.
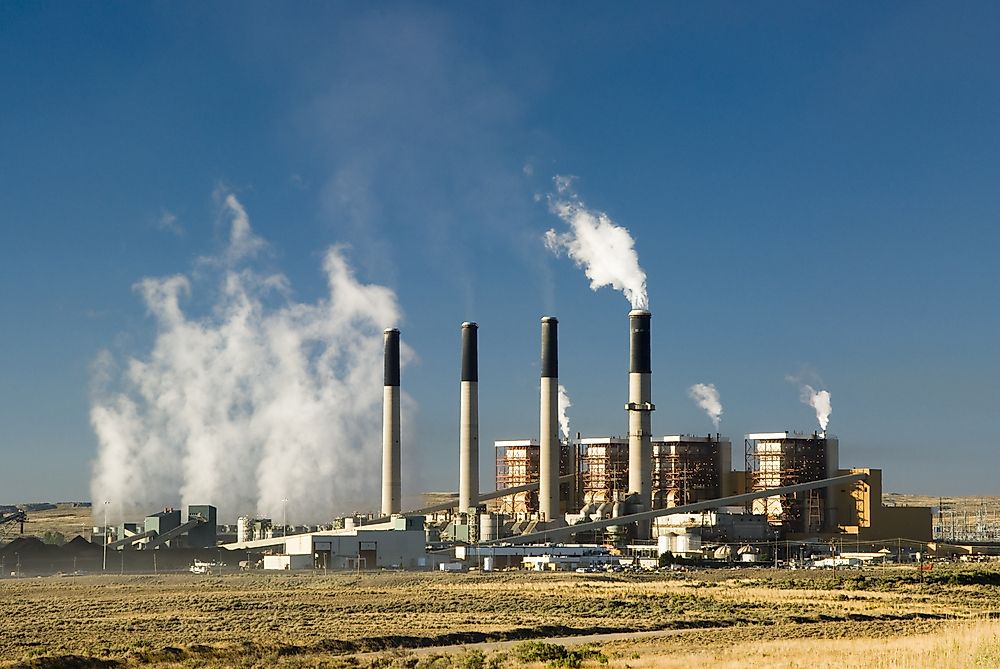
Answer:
[[381, 328, 402, 516], [479, 472, 868, 546], [626, 309, 654, 538], [539, 316, 559, 521], [459, 322, 480, 513]]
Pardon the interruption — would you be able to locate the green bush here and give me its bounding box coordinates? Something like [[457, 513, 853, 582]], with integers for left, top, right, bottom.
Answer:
[[512, 641, 567, 663], [40, 530, 66, 546], [510, 642, 606, 668]]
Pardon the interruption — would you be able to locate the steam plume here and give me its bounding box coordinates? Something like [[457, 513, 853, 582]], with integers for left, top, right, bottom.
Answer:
[[688, 383, 722, 430], [90, 194, 410, 523], [800, 385, 832, 432], [557, 383, 572, 440], [544, 177, 648, 309]]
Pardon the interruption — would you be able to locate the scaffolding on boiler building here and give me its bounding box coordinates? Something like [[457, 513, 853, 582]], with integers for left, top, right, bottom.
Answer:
[[745, 432, 830, 534], [652, 435, 729, 509], [494, 440, 539, 516], [579, 437, 629, 507], [494, 439, 580, 517]]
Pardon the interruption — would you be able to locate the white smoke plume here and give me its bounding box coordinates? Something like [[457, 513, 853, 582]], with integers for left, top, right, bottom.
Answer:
[[786, 373, 832, 433], [799, 385, 832, 433], [557, 384, 572, 441], [687, 383, 723, 430], [90, 194, 410, 523], [544, 176, 648, 310]]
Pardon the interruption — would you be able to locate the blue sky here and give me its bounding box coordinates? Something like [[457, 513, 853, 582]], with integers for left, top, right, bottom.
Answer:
[[2, 2, 998, 508]]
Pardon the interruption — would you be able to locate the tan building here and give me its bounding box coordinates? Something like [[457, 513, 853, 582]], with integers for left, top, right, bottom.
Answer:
[[834, 468, 932, 542]]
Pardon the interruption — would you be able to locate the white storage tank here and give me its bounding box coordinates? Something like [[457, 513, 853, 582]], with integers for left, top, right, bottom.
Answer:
[[237, 516, 252, 543], [480, 513, 496, 542]]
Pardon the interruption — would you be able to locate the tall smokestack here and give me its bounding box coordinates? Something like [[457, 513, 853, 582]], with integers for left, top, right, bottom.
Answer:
[[539, 316, 559, 521], [626, 309, 654, 538], [381, 328, 401, 516], [459, 322, 479, 513]]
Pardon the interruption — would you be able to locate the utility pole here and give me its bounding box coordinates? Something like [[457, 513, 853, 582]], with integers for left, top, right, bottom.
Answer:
[[102, 500, 110, 572]]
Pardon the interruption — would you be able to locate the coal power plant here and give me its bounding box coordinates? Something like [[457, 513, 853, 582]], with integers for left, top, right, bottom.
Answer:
[[216, 308, 931, 572], [3, 309, 936, 575]]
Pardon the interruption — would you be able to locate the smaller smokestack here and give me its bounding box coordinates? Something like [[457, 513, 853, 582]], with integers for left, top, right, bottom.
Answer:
[[539, 316, 559, 521], [459, 322, 479, 513], [381, 328, 401, 516]]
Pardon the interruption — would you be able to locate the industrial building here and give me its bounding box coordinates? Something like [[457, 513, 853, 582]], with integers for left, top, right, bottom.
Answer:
[[745, 432, 839, 533], [282, 522, 427, 570], [494, 439, 576, 516], [495, 433, 733, 514], [219, 516, 428, 570], [96, 505, 219, 550], [653, 435, 733, 508], [143, 509, 180, 547], [491, 430, 930, 544], [834, 468, 932, 541], [579, 437, 628, 507]]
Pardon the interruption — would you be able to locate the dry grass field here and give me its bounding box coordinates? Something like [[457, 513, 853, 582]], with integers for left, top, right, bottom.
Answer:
[[3, 565, 1000, 668]]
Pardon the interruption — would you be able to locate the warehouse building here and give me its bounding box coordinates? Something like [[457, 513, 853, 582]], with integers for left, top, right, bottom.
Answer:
[[268, 516, 428, 570]]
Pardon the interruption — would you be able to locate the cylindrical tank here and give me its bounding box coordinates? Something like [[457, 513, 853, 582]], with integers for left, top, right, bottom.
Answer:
[[674, 533, 690, 554], [483, 557, 494, 572], [657, 534, 671, 556], [479, 513, 496, 542], [237, 516, 252, 543]]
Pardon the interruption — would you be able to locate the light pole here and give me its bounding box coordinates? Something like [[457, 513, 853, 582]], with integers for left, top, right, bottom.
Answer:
[[282, 498, 288, 537], [103, 500, 110, 572]]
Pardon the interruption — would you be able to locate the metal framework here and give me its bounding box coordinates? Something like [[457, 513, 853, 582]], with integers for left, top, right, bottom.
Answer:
[[494, 440, 578, 516], [494, 440, 539, 515], [579, 438, 629, 506], [0, 510, 27, 542], [746, 434, 828, 533], [652, 439, 722, 508]]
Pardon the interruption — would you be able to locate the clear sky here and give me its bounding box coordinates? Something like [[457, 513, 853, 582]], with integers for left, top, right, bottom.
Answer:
[[2, 2, 998, 511]]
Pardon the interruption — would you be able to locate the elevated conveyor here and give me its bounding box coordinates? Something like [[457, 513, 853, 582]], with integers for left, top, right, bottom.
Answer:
[[0, 510, 27, 541], [104, 517, 207, 550], [143, 517, 205, 550], [105, 530, 156, 550]]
